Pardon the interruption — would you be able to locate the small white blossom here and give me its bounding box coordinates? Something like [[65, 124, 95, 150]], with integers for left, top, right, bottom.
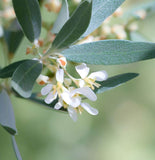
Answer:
[[75, 63, 108, 89], [39, 57, 106, 122], [41, 69, 64, 104], [54, 87, 98, 121]]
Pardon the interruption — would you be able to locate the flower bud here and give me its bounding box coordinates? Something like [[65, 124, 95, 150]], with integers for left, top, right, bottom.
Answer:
[[135, 10, 147, 20], [57, 56, 67, 68], [36, 75, 49, 85]]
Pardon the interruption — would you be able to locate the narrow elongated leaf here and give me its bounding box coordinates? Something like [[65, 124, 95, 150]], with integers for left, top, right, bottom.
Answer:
[[62, 40, 155, 65], [52, 0, 69, 34], [5, 30, 23, 54], [4, 19, 23, 54], [29, 94, 67, 112], [52, 0, 92, 49], [11, 136, 22, 160], [0, 90, 17, 135], [0, 60, 28, 78], [95, 73, 139, 94], [82, 0, 125, 37], [11, 60, 42, 98], [12, 0, 41, 42]]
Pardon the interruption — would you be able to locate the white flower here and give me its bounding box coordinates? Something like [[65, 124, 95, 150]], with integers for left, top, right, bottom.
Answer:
[[75, 63, 108, 89], [54, 87, 98, 122], [41, 69, 64, 104]]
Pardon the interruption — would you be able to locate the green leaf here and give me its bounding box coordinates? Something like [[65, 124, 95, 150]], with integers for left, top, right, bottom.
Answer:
[[0, 90, 17, 135], [94, 73, 139, 94], [11, 60, 42, 98], [4, 19, 23, 54], [52, 0, 92, 49], [12, 0, 41, 42], [0, 60, 28, 78], [4, 30, 23, 54], [29, 94, 67, 112], [62, 40, 155, 65], [82, 0, 125, 37], [11, 136, 22, 160], [52, 0, 69, 34]]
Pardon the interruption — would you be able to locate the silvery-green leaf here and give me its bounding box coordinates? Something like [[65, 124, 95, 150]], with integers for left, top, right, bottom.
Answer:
[[0, 90, 17, 135], [52, 0, 92, 49], [62, 40, 155, 65], [52, 0, 69, 34], [95, 73, 139, 94], [83, 0, 125, 37]]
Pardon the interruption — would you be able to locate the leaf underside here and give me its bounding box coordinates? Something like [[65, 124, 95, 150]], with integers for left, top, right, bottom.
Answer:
[[0, 90, 17, 135]]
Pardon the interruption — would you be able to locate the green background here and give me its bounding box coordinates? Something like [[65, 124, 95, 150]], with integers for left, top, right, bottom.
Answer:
[[0, 0, 155, 159]]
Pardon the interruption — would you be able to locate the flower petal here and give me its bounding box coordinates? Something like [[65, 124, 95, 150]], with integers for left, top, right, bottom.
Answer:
[[45, 91, 57, 104], [56, 69, 64, 83], [81, 103, 99, 115], [54, 102, 62, 110], [61, 91, 72, 105], [75, 63, 89, 79], [41, 84, 53, 95], [70, 96, 81, 108], [71, 87, 97, 101], [67, 106, 78, 122], [88, 71, 108, 81]]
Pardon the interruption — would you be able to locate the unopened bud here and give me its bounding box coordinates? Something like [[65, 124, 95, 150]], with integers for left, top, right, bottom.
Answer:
[[57, 56, 67, 68], [3, 7, 15, 19], [36, 75, 49, 85], [38, 40, 44, 47], [45, 0, 61, 13], [112, 24, 127, 39], [135, 10, 147, 20], [128, 23, 138, 31], [101, 25, 111, 36], [26, 47, 31, 55]]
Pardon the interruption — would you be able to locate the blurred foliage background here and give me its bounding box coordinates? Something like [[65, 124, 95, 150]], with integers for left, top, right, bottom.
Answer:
[[0, 0, 155, 160]]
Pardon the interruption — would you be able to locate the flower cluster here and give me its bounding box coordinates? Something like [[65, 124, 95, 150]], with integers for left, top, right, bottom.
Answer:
[[37, 56, 107, 121], [79, 7, 147, 44]]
